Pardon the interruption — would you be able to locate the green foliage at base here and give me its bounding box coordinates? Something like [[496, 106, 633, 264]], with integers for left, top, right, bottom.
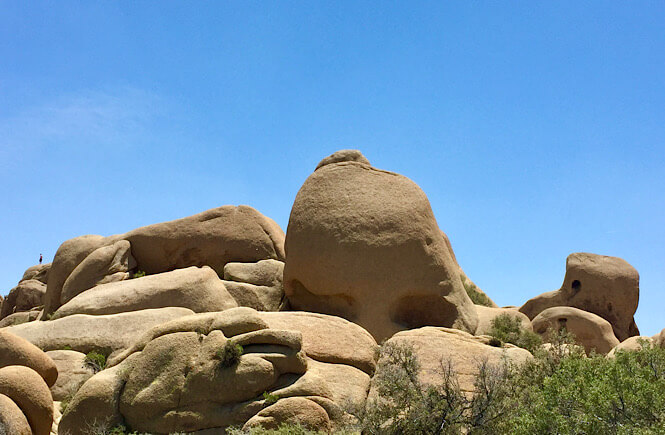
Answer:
[[227, 423, 333, 435], [216, 341, 244, 368], [84, 350, 108, 373], [130, 270, 146, 279], [262, 391, 279, 405], [350, 338, 665, 434], [488, 313, 543, 354]]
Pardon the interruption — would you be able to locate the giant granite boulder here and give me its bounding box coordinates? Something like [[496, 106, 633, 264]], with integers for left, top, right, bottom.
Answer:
[[532, 306, 620, 355], [1, 279, 46, 320], [520, 253, 640, 341], [283, 150, 478, 341], [52, 266, 237, 319], [59, 307, 377, 434], [43, 205, 285, 316], [0, 330, 58, 387], [0, 366, 53, 435]]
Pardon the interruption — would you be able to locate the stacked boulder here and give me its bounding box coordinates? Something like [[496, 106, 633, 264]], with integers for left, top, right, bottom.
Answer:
[[0, 330, 57, 435], [1, 263, 50, 327]]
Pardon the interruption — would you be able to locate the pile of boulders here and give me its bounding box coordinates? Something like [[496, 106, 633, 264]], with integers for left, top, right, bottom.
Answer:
[[0, 150, 655, 434]]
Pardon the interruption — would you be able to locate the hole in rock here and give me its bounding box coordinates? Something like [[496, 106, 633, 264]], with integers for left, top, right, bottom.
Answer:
[[571, 280, 581, 293]]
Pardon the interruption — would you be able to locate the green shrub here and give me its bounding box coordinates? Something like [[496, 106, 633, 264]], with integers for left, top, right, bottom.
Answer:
[[130, 270, 146, 279], [462, 277, 493, 307], [215, 342, 243, 368], [262, 391, 279, 405], [84, 350, 107, 373], [226, 423, 333, 434], [489, 313, 543, 354]]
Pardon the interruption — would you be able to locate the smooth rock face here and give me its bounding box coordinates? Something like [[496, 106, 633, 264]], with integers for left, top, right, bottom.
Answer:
[[45, 351, 95, 402], [474, 305, 532, 336], [5, 308, 194, 359], [21, 263, 51, 284], [0, 330, 58, 387], [607, 336, 654, 357], [43, 206, 285, 316], [0, 365, 53, 435], [60, 308, 377, 434], [223, 281, 284, 311], [284, 152, 478, 342], [60, 240, 136, 304], [0, 310, 41, 328], [53, 266, 237, 319], [532, 306, 620, 355], [520, 253, 640, 342], [375, 327, 532, 394], [224, 259, 284, 288], [315, 149, 371, 170], [0, 392, 32, 435], [1, 279, 46, 320]]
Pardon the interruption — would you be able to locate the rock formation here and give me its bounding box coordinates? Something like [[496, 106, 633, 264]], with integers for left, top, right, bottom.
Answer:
[[59, 307, 377, 434], [520, 253, 639, 342], [283, 150, 478, 341]]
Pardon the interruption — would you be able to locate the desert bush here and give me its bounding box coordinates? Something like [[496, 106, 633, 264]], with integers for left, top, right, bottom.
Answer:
[[355, 337, 665, 434], [216, 341, 244, 368], [84, 350, 107, 373], [226, 423, 333, 434], [130, 270, 146, 279], [488, 313, 542, 354]]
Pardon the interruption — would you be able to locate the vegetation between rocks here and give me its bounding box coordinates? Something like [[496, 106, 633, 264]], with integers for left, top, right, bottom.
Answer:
[[84, 350, 108, 373], [348, 336, 665, 434], [462, 277, 493, 307], [488, 313, 543, 354], [216, 341, 244, 368]]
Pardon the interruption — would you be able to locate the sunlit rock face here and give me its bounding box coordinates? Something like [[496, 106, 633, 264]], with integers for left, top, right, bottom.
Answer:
[[58, 307, 378, 435], [283, 150, 478, 342]]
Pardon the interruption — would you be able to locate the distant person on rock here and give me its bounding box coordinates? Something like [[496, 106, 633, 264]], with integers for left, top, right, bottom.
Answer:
[[39, 253, 42, 264]]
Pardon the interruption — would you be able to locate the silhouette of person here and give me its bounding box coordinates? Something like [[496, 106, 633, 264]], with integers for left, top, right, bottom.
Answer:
[[39, 253, 43, 264]]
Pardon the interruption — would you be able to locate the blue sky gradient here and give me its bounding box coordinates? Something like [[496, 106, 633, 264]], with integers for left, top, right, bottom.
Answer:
[[1, 2, 664, 334]]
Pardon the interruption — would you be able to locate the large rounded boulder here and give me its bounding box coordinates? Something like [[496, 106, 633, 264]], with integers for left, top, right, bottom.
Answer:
[[520, 253, 640, 342], [283, 150, 478, 341]]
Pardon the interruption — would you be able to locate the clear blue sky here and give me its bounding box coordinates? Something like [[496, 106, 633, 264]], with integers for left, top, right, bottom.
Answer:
[[1, 2, 663, 335]]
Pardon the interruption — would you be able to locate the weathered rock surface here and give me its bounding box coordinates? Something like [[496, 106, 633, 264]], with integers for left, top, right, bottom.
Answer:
[[607, 336, 654, 357], [223, 281, 284, 311], [53, 266, 237, 319], [0, 310, 41, 328], [43, 205, 286, 316], [284, 150, 478, 342], [21, 263, 51, 284], [474, 305, 532, 336], [60, 308, 377, 434], [222, 260, 285, 311], [520, 253, 640, 342], [1, 279, 46, 320], [375, 327, 532, 394], [0, 330, 58, 387], [0, 365, 53, 435], [315, 149, 371, 170], [0, 392, 32, 435], [5, 308, 194, 359], [45, 351, 95, 402], [532, 306, 620, 355], [60, 240, 136, 305]]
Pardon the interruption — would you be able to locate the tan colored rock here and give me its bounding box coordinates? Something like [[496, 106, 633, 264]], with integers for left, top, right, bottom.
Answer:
[[5, 307, 194, 359], [532, 306, 620, 355], [60, 240, 136, 304], [284, 151, 478, 342], [0, 330, 58, 387], [315, 149, 371, 170], [1, 279, 46, 320], [474, 305, 532, 336], [520, 253, 640, 342], [0, 310, 41, 328], [223, 281, 284, 311], [0, 366, 53, 435], [61, 308, 376, 434], [45, 351, 94, 402], [224, 259, 284, 288], [243, 397, 332, 431], [21, 263, 51, 284], [653, 328, 665, 348], [53, 266, 237, 319], [376, 327, 532, 394], [44, 206, 285, 316], [607, 336, 654, 357], [0, 392, 32, 435]]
